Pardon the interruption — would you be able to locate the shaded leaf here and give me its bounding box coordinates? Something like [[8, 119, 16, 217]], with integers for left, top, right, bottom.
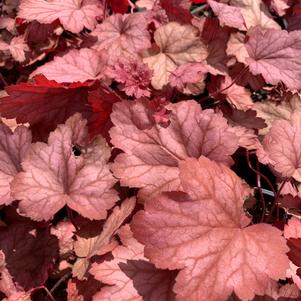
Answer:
[[73, 197, 136, 279]]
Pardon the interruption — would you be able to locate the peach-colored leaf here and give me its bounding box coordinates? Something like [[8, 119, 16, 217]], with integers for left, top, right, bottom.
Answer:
[[131, 156, 289, 301], [143, 22, 208, 89], [226, 32, 248, 64]]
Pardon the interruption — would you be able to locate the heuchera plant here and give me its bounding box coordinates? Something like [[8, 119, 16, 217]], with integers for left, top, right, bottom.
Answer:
[[1, 0, 301, 300]]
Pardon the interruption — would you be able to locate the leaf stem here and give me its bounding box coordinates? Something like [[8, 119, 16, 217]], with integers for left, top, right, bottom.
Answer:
[[191, 4, 208, 15], [50, 271, 72, 294], [267, 180, 288, 222], [246, 151, 276, 197], [246, 150, 277, 223], [0, 73, 8, 87], [256, 160, 266, 223], [33, 286, 55, 301]]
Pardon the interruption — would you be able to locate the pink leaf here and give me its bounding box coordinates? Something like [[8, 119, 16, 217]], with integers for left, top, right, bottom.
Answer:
[[136, 0, 155, 9], [284, 218, 301, 290], [263, 111, 301, 181], [33, 48, 107, 83], [285, 217, 301, 240], [229, 282, 301, 300], [246, 27, 301, 90], [0, 17, 15, 32], [18, 0, 103, 33], [110, 99, 238, 201], [91, 13, 151, 64], [90, 225, 176, 301], [208, 0, 245, 29], [0, 124, 31, 205], [11, 114, 118, 221], [0, 36, 29, 63], [131, 156, 289, 301]]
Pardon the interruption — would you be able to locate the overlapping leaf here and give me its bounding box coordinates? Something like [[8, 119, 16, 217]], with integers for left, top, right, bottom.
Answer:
[[0, 0, 299, 298], [73, 197, 135, 279], [143, 22, 208, 89], [90, 224, 177, 301], [110, 99, 238, 201]]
